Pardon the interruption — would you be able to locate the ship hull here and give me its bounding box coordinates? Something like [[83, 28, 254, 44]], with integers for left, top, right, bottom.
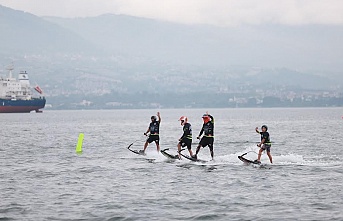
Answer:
[[0, 98, 46, 113]]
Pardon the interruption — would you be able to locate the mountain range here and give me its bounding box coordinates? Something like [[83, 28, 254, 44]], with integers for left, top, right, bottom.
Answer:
[[0, 4, 343, 109], [46, 14, 343, 72], [1, 4, 343, 71]]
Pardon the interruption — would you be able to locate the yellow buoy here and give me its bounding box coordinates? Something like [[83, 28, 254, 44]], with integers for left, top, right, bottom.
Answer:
[[76, 133, 84, 154]]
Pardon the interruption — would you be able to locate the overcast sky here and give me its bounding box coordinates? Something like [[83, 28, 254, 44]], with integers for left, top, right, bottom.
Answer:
[[1, 0, 343, 26]]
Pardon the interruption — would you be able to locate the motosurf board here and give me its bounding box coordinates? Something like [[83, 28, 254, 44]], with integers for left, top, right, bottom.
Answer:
[[179, 151, 207, 163], [127, 143, 145, 155], [238, 155, 260, 164], [238, 154, 271, 169], [160, 148, 180, 160]]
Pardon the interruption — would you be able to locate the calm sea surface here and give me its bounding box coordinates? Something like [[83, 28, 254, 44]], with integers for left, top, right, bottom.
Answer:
[[1, 108, 342, 221]]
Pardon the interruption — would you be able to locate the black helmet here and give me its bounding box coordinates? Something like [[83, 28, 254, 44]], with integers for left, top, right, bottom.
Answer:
[[151, 116, 157, 121], [262, 125, 268, 131]]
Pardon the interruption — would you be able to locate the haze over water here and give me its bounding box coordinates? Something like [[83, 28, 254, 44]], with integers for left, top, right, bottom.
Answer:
[[1, 108, 342, 220]]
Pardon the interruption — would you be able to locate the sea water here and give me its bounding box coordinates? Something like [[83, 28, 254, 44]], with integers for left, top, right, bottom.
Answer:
[[1, 108, 342, 220]]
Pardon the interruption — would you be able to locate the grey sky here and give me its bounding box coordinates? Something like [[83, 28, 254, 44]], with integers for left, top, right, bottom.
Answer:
[[1, 0, 343, 26]]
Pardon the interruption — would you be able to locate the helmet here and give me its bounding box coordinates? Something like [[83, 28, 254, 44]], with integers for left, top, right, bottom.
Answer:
[[151, 116, 157, 121], [179, 116, 187, 121], [179, 116, 187, 125], [262, 125, 268, 131], [202, 114, 210, 123]]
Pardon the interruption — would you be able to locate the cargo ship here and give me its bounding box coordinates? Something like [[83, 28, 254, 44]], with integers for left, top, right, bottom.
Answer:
[[0, 67, 46, 113]]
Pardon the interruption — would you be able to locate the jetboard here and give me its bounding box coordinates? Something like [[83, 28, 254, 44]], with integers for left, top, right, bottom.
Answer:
[[127, 143, 145, 155], [238, 154, 271, 169], [160, 148, 180, 160], [238, 155, 260, 164], [179, 152, 207, 163]]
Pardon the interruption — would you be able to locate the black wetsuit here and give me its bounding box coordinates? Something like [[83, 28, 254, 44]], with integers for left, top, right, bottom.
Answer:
[[259, 131, 271, 151], [147, 120, 160, 143], [198, 115, 214, 151], [179, 122, 192, 150]]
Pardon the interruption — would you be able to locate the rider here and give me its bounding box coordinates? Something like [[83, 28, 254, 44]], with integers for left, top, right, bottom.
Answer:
[[193, 113, 214, 160], [141, 112, 161, 154], [177, 116, 193, 158], [254, 125, 272, 164]]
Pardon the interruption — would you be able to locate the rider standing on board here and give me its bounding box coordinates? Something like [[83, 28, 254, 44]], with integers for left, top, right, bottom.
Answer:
[[141, 112, 161, 154], [193, 113, 214, 160], [177, 116, 193, 159], [254, 125, 272, 164]]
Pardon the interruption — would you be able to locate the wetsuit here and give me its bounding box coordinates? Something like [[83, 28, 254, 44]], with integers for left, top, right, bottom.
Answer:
[[179, 122, 192, 150], [147, 120, 160, 144], [198, 115, 214, 152], [259, 131, 271, 152]]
